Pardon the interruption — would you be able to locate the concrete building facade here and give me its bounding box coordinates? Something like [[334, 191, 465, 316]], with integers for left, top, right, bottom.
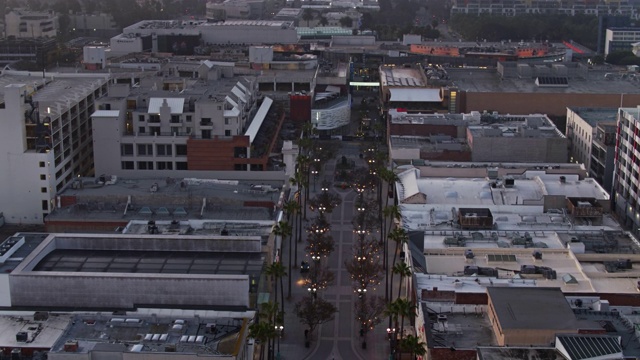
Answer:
[[0, 72, 109, 224], [467, 114, 568, 163], [4, 9, 57, 38], [613, 107, 640, 237], [566, 107, 618, 172]]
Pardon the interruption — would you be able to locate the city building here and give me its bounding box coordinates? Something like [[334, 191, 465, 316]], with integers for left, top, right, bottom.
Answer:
[[0, 71, 109, 224], [450, 0, 637, 17], [467, 113, 568, 163], [566, 107, 618, 192], [448, 62, 640, 117], [379, 64, 446, 116], [605, 27, 640, 55], [0, 311, 253, 360], [91, 65, 287, 174], [1, 232, 263, 309], [0, 37, 57, 68], [109, 20, 299, 56], [590, 121, 618, 193], [4, 9, 57, 39], [48, 313, 253, 360], [45, 176, 282, 232], [613, 107, 640, 237], [68, 13, 119, 38], [205, 0, 265, 21], [273, 8, 303, 25]]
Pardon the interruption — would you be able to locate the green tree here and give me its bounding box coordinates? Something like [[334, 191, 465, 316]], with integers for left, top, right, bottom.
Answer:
[[248, 321, 275, 360], [265, 261, 287, 316], [399, 335, 427, 360], [273, 221, 292, 299], [302, 9, 314, 27], [319, 16, 328, 26], [339, 16, 353, 28], [392, 262, 411, 300], [294, 296, 337, 336]]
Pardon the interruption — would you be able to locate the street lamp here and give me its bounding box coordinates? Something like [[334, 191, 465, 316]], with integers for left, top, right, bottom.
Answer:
[[357, 288, 367, 298], [311, 254, 321, 262], [275, 325, 284, 360], [387, 328, 397, 360], [308, 286, 317, 298], [311, 169, 319, 192]]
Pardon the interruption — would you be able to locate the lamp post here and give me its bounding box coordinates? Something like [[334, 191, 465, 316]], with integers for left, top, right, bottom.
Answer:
[[387, 327, 396, 360], [311, 169, 319, 192], [308, 286, 317, 299], [275, 325, 284, 360]]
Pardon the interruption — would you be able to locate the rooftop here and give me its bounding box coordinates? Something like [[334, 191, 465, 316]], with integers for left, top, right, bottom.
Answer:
[[388, 109, 468, 125], [477, 347, 564, 360], [49, 177, 281, 223], [422, 303, 496, 349], [567, 107, 618, 127], [379, 65, 427, 88], [52, 314, 250, 356], [0, 313, 72, 349], [0, 72, 109, 120], [468, 114, 564, 139], [487, 287, 590, 330], [448, 67, 640, 95]]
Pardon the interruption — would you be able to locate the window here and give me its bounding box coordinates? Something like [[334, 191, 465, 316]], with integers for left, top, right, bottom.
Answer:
[[42, 200, 49, 211], [176, 144, 188, 156], [137, 144, 153, 156], [40, 174, 46, 180], [225, 130, 231, 136], [225, 118, 230, 125], [156, 144, 173, 156], [186, 115, 192, 122], [39, 161, 45, 167], [121, 161, 134, 170], [137, 161, 154, 170], [202, 130, 211, 139], [41, 187, 47, 193], [176, 162, 188, 170], [121, 144, 134, 156], [157, 161, 174, 170], [138, 115, 145, 122], [150, 127, 161, 135], [138, 126, 146, 134], [217, 105, 222, 110]]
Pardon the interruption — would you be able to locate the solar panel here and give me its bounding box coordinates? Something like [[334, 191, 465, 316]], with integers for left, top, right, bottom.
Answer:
[[487, 254, 517, 262], [536, 76, 569, 85], [556, 335, 621, 360]]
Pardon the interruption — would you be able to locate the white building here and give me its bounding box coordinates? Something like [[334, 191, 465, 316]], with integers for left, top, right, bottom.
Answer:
[[91, 66, 267, 175], [605, 27, 640, 56], [613, 107, 640, 236], [566, 108, 616, 169], [0, 72, 109, 224], [4, 9, 57, 38]]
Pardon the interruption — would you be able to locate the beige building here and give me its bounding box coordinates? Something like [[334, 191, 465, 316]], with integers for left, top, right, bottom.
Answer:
[[4, 9, 57, 38], [487, 287, 598, 346]]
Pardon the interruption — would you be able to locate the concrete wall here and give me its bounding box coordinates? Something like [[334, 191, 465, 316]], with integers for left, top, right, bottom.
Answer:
[[9, 273, 249, 309], [200, 27, 298, 45], [469, 136, 567, 163], [460, 92, 640, 118]]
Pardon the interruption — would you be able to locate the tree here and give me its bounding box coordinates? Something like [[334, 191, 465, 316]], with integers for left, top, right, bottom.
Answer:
[[319, 16, 328, 27], [355, 295, 386, 347], [392, 262, 411, 300], [273, 221, 292, 299], [302, 9, 314, 27], [282, 199, 299, 223], [248, 321, 275, 360], [394, 298, 414, 343], [308, 190, 342, 213], [265, 262, 287, 316], [294, 297, 337, 336], [306, 231, 335, 258], [340, 16, 353, 28], [345, 234, 384, 293], [399, 335, 427, 360]]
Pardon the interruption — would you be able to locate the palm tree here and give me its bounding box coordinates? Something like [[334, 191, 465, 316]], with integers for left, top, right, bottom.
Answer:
[[296, 154, 311, 219], [283, 199, 299, 223], [302, 8, 314, 27], [392, 262, 411, 300], [265, 261, 287, 316], [319, 16, 328, 26], [248, 321, 275, 360], [259, 301, 280, 360], [388, 227, 408, 302], [394, 298, 414, 344], [399, 335, 427, 360], [273, 221, 292, 299]]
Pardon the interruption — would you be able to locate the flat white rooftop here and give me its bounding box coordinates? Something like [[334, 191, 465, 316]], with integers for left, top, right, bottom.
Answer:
[[0, 314, 71, 348]]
